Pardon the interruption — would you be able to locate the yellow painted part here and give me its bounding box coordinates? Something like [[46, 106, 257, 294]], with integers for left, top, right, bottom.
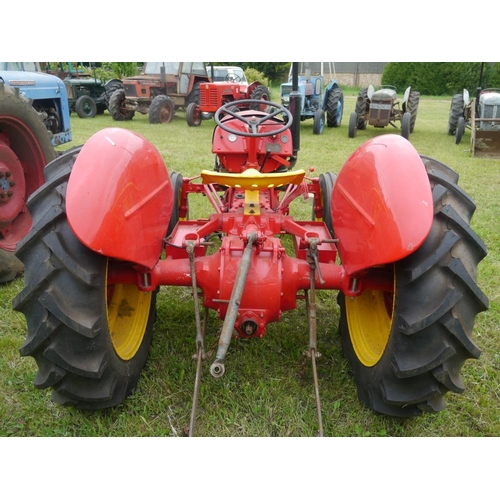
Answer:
[[106, 263, 152, 361], [244, 189, 260, 215], [345, 273, 395, 367], [200, 168, 305, 189]]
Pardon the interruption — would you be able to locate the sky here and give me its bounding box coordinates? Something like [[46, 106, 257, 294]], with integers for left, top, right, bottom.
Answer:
[[4, 4, 495, 64]]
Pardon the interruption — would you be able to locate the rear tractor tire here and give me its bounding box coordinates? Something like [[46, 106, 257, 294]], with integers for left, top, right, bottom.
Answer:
[[326, 87, 343, 128], [354, 88, 368, 130], [0, 82, 57, 282], [448, 93, 464, 135], [249, 85, 271, 112], [13, 149, 157, 409], [166, 171, 187, 236], [317, 172, 336, 236], [109, 89, 135, 121], [407, 91, 420, 132], [338, 156, 489, 417]]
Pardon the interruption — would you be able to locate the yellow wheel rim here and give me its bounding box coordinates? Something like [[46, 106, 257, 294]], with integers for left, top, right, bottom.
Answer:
[[346, 270, 395, 367], [106, 263, 152, 361]]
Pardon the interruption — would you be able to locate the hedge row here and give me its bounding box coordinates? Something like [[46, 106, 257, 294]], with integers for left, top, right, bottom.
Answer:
[[382, 62, 500, 96]]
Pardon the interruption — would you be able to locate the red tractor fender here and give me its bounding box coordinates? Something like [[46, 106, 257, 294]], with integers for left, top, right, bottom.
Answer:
[[331, 134, 433, 275], [66, 128, 173, 269]]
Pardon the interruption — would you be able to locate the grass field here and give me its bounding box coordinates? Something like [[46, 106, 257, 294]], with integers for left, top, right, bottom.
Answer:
[[1, 89, 498, 440]]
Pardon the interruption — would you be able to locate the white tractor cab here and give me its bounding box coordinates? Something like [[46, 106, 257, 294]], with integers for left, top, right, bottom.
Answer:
[[211, 66, 248, 84]]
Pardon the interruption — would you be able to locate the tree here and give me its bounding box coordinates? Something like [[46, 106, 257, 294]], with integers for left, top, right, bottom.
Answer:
[[382, 62, 498, 95]]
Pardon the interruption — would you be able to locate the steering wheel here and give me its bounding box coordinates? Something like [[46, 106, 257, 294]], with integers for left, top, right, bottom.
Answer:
[[214, 99, 293, 138], [225, 74, 241, 83]]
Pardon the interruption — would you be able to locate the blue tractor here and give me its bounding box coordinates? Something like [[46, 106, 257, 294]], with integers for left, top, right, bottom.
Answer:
[[280, 62, 344, 134], [0, 63, 72, 281], [0, 63, 72, 146]]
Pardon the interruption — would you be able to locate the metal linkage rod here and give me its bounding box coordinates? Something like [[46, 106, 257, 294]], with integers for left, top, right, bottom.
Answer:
[[187, 241, 206, 437], [305, 241, 324, 437], [210, 232, 257, 378]]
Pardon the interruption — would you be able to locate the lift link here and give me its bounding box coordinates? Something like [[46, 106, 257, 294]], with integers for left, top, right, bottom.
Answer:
[[304, 240, 324, 437], [210, 232, 258, 378], [186, 240, 206, 437]]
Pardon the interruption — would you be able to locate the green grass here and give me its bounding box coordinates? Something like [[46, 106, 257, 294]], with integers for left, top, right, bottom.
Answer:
[[1, 90, 499, 438]]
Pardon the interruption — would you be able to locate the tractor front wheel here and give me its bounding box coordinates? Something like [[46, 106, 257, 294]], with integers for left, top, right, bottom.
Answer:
[[149, 95, 175, 124], [13, 149, 156, 409], [348, 112, 357, 138], [338, 156, 488, 417], [313, 108, 325, 134], [401, 112, 411, 140], [186, 102, 202, 127], [75, 95, 97, 119], [455, 116, 465, 145]]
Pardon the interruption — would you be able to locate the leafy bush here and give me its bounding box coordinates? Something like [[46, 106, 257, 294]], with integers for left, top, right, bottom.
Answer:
[[382, 62, 498, 95], [491, 63, 500, 87], [95, 62, 138, 82], [244, 67, 271, 88]]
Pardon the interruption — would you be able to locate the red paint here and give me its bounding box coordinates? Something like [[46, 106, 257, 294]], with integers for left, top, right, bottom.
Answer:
[[67, 128, 173, 269], [332, 134, 433, 275]]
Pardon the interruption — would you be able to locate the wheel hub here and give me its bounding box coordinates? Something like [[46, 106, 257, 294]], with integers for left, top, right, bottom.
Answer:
[[0, 142, 26, 228]]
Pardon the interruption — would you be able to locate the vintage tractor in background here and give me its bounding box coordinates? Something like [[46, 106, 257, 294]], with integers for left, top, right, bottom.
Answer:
[[109, 62, 209, 124], [280, 63, 344, 134], [186, 66, 271, 126], [449, 87, 500, 157], [0, 65, 72, 146], [0, 68, 72, 282], [349, 85, 420, 140], [47, 63, 123, 119], [12, 64, 488, 436]]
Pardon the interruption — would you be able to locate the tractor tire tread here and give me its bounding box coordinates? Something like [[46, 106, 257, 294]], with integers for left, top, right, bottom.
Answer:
[[13, 150, 156, 409], [338, 155, 489, 417]]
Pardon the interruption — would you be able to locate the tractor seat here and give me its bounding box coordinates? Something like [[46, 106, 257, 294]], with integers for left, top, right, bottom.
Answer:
[[201, 168, 305, 189]]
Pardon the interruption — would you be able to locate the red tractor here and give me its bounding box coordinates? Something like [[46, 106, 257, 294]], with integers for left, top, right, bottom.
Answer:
[[185, 68, 270, 126], [13, 65, 488, 436]]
